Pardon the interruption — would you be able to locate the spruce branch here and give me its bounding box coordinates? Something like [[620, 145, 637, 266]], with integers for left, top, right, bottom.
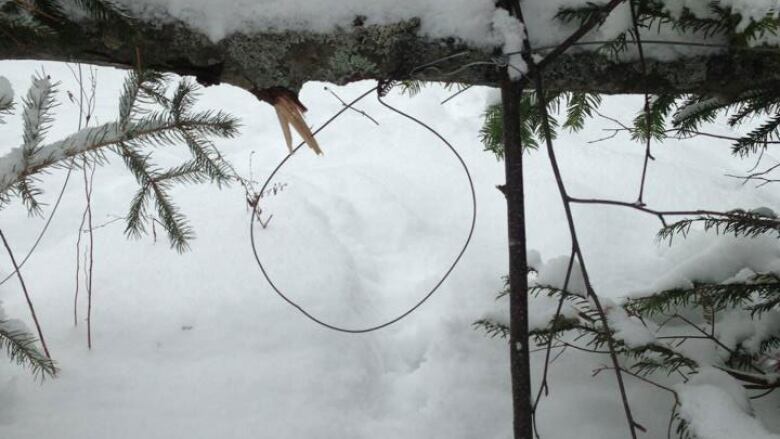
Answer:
[[0, 71, 238, 251], [0, 317, 56, 379], [658, 209, 780, 241], [149, 181, 193, 252], [733, 114, 780, 156], [124, 184, 150, 239], [21, 73, 57, 154], [563, 92, 602, 132], [473, 319, 510, 339]]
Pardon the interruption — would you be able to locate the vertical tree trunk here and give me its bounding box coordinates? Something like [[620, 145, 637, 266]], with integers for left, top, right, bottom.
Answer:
[[502, 77, 533, 439]]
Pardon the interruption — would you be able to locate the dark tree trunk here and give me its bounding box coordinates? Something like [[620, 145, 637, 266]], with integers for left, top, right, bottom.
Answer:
[[502, 77, 533, 439]]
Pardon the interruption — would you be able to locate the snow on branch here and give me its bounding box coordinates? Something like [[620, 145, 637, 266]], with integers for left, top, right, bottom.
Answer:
[[0, 72, 239, 251]]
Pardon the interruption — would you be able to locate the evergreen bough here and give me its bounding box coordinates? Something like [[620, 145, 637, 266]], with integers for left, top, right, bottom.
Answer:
[[0, 67, 238, 377]]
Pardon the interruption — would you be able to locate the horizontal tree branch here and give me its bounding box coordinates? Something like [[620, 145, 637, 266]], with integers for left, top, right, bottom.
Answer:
[[4, 10, 780, 96]]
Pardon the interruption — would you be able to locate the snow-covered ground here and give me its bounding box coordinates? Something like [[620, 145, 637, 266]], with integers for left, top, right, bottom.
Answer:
[[0, 60, 779, 438]]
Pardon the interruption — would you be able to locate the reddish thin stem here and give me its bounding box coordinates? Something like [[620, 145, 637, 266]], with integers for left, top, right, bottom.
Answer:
[[83, 162, 95, 349], [0, 228, 52, 361], [533, 70, 641, 439]]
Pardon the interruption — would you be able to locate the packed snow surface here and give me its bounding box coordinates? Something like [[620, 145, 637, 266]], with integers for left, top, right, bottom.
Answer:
[[0, 60, 780, 438]]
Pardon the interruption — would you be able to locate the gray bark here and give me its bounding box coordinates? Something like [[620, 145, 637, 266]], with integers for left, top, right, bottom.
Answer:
[[3, 11, 778, 95]]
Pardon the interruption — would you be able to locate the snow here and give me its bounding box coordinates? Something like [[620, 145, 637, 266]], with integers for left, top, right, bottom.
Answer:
[[608, 306, 657, 348], [120, 0, 503, 46], [491, 9, 527, 80], [0, 60, 779, 438], [636, 233, 780, 294], [109, 0, 778, 61], [752, 206, 777, 218], [0, 76, 13, 111], [677, 368, 778, 439], [535, 254, 586, 296], [717, 309, 780, 357], [0, 300, 34, 341]]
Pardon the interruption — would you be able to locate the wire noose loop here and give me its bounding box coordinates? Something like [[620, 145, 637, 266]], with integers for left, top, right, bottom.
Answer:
[[249, 83, 477, 333]]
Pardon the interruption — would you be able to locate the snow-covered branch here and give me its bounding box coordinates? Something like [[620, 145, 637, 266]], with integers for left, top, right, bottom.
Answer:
[[0, 118, 178, 195], [3, 1, 780, 95]]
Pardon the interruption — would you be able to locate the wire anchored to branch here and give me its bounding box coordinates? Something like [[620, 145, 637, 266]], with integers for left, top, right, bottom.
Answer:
[[249, 84, 477, 334]]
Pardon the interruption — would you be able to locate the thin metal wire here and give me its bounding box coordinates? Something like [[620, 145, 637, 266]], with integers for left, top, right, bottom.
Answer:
[[409, 51, 471, 75], [0, 168, 73, 286], [249, 84, 477, 333]]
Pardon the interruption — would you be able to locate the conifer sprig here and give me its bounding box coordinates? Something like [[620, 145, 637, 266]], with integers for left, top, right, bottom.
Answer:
[[0, 71, 239, 251], [479, 91, 599, 159], [0, 317, 56, 380], [658, 210, 780, 241], [16, 72, 58, 215], [632, 94, 677, 143]]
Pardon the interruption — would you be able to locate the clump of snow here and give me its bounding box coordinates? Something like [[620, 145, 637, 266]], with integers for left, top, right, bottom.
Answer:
[[491, 9, 527, 80], [119, 0, 503, 46], [0, 300, 33, 336], [673, 96, 728, 127], [528, 249, 542, 271], [535, 254, 586, 296], [752, 206, 777, 218], [635, 232, 780, 295], [0, 76, 13, 108], [727, 267, 758, 284], [479, 252, 585, 331], [608, 306, 657, 348], [676, 368, 778, 439], [717, 309, 780, 356]]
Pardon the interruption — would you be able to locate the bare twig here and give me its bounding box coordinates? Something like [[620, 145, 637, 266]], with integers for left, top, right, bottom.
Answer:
[[749, 387, 778, 399], [726, 162, 780, 187], [83, 160, 96, 349], [595, 365, 679, 401], [566, 196, 745, 228], [0, 228, 52, 361], [441, 84, 474, 105], [593, 111, 780, 146], [324, 86, 379, 126], [74, 202, 86, 326], [629, 0, 654, 206], [532, 67, 642, 439], [81, 215, 124, 232], [0, 167, 73, 288]]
